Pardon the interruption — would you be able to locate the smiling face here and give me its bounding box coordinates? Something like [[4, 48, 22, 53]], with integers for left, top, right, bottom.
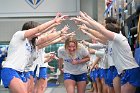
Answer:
[[67, 42, 77, 53], [65, 37, 78, 54]]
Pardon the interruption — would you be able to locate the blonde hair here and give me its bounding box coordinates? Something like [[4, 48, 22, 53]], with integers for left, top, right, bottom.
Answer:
[[64, 37, 78, 50]]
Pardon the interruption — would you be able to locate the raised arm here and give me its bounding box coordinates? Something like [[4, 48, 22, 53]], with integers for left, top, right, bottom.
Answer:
[[38, 23, 60, 35], [71, 11, 114, 40], [44, 52, 57, 63], [24, 13, 68, 39], [80, 29, 106, 44], [82, 40, 106, 50], [79, 24, 108, 43], [37, 32, 75, 49], [79, 11, 114, 40], [36, 25, 69, 46]]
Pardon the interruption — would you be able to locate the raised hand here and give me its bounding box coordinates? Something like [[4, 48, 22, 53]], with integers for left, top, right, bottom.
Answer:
[[60, 31, 76, 42], [60, 25, 70, 35], [83, 12, 93, 21], [79, 24, 88, 30], [79, 11, 88, 20], [55, 12, 62, 18], [67, 31, 76, 37], [70, 16, 83, 24], [70, 16, 83, 25], [54, 12, 69, 24], [81, 29, 87, 35]]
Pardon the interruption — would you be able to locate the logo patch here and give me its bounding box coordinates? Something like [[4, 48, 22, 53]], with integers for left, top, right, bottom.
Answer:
[[25, 0, 44, 9]]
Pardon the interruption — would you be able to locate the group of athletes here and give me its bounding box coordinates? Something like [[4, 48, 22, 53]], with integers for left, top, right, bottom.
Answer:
[[0, 6, 140, 93]]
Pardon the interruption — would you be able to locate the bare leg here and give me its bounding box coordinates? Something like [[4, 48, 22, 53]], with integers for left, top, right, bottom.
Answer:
[[33, 80, 38, 93], [36, 78, 47, 93], [77, 81, 87, 93], [93, 82, 98, 93], [107, 86, 115, 93], [113, 76, 121, 93], [28, 76, 34, 93], [96, 78, 102, 93], [121, 82, 136, 93], [9, 77, 27, 93], [64, 79, 76, 93], [101, 78, 107, 93]]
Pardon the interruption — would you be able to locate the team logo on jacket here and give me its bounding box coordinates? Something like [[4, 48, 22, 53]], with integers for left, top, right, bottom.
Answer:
[[25, 0, 44, 9]]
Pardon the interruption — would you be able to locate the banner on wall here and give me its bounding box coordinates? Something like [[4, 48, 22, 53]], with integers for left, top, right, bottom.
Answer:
[[0, 0, 80, 17]]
